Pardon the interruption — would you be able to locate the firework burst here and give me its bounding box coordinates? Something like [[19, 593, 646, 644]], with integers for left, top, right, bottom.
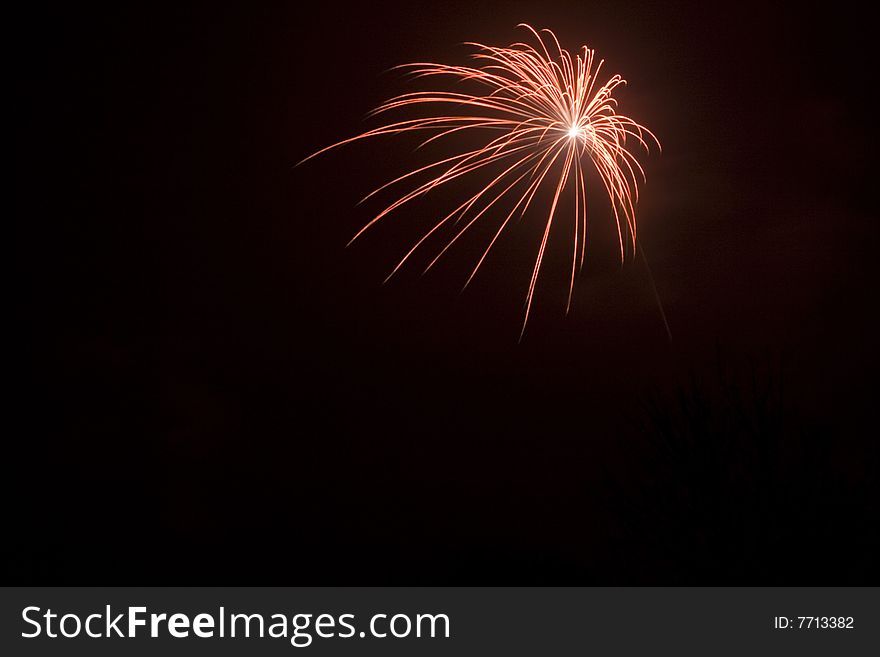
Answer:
[[302, 24, 660, 337]]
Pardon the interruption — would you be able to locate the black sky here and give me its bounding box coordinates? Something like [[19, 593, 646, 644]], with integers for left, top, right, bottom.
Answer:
[[17, 1, 878, 582]]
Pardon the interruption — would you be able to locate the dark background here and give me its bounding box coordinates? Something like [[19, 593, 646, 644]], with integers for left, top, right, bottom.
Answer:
[[16, 1, 878, 583]]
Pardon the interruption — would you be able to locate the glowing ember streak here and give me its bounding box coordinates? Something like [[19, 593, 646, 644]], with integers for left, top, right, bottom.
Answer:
[[302, 24, 660, 337]]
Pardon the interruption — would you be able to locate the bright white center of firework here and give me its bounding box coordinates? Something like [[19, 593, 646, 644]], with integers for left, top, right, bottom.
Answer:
[[568, 125, 583, 139]]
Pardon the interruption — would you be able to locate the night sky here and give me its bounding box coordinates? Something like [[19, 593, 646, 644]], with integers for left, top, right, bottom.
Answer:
[[17, 1, 878, 583]]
